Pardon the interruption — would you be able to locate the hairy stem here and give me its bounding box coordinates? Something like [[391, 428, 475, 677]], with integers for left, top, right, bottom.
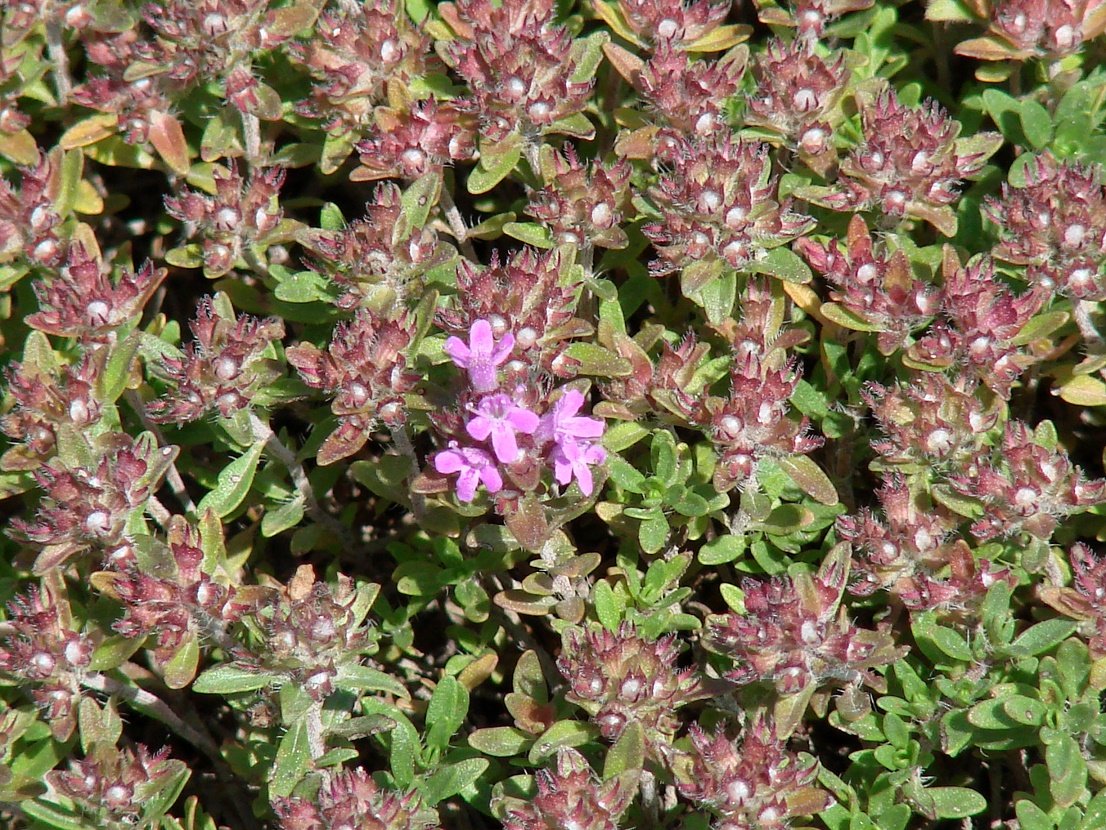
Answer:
[[45, 18, 72, 105], [389, 422, 428, 525], [125, 391, 197, 517], [248, 411, 354, 545], [439, 186, 478, 261]]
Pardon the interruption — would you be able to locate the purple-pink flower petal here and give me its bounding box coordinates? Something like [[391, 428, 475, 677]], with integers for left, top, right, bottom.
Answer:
[[434, 443, 503, 502], [466, 394, 539, 463], [444, 319, 515, 393]]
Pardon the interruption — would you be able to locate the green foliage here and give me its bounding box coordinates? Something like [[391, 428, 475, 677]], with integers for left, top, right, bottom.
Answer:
[[3, 0, 1106, 828]]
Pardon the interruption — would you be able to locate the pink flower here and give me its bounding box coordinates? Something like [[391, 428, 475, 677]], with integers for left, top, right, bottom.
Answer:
[[551, 439, 607, 496], [539, 390, 607, 495], [540, 389, 605, 444], [466, 394, 539, 463], [433, 443, 504, 502], [444, 319, 515, 393]]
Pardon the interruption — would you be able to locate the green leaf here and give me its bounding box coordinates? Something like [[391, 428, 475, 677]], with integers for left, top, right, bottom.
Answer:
[[336, 665, 411, 700], [638, 511, 670, 554], [261, 497, 306, 537], [21, 800, 90, 830], [606, 454, 647, 492], [401, 171, 443, 229], [1047, 735, 1088, 807], [1010, 310, 1069, 346], [759, 504, 814, 535], [777, 455, 838, 505], [603, 422, 650, 453], [1014, 799, 1053, 830], [931, 625, 973, 662], [882, 712, 910, 749], [422, 758, 490, 804], [1019, 99, 1053, 150], [930, 484, 984, 520], [820, 302, 886, 333], [720, 582, 744, 612], [603, 721, 644, 780], [651, 430, 679, 484], [745, 246, 813, 283], [196, 441, 265, 518], [1004, 620, 1077, 658], [469, 137, 522, 194], [99, 331, 141, 404], [426, 677, 469, 754], [270, 721, 312, 798], [503, 222, 554, 248], [696, 268, 736, 324], [527, 720, 599, 763], [699, 535, 746, 565], [468, 727, 533, 757], [593, 580, 624, 630], [563, 342, 632, 377], [1003, 695, 1047, 726], [926, 787, 987, 818], [192, 664, 282, 694]]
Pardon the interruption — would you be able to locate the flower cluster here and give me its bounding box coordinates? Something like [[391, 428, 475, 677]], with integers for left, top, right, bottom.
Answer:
[[634, 44, 747, 138], [352, 96, 478, 182], [863, 374, 1000, 473], [99, 516, 258, 688], [752, 0, 875, 35], [275, 768, 440, 830], [704, 557, 905, 695], [746, 38, 849, 173], [71, 33, 180, 149], [643, 135, 814, 275], [27, 244, 166, 342], [692, 281, 822, 491], [132, 0, 295, 94], [289, 0, 438, 141], [164, 165, 286, 278], [614, 0, 730, 47], [953, 0, 1106, 60], [557, 622, 708, 758], [838, 475, 1015, 617], [1, 352, 102, 469], [301, 183, 454, 311], [797, 215, 940, 354], [527, 145, 633, 250], [908, 251, 1045, 398], [11, 432, 176, 573], [951, 421, 1106, 541], [497, 747, 635, 830], [147, 295, 285, 424], [440, 0, 595, 142], [986, 153, 1106, 300], [432, 318, 606, 501], [236, 567, 379, 700], [287, 308, 421, 465], [0, 150, 66, 266], [674, 718, 832, 830], [0, 585, 92, 740], [1038, 543, 1106, 659], [436, 248, 588, 375], [815, 85, 1001, 235], [48, 744, 187, 829]]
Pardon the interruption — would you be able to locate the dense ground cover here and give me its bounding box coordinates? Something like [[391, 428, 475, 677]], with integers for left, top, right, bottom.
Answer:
[[2, 0, 1106, 828]]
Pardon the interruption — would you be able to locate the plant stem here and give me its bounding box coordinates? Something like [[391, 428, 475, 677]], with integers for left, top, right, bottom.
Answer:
[[389, 421, 428, 525], [125, 391, 197, 517], [45, 18, 72, 105], [439, 186, 478, 261], [248, 411, 354, 545], [1074, 299, 1105, 351]]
